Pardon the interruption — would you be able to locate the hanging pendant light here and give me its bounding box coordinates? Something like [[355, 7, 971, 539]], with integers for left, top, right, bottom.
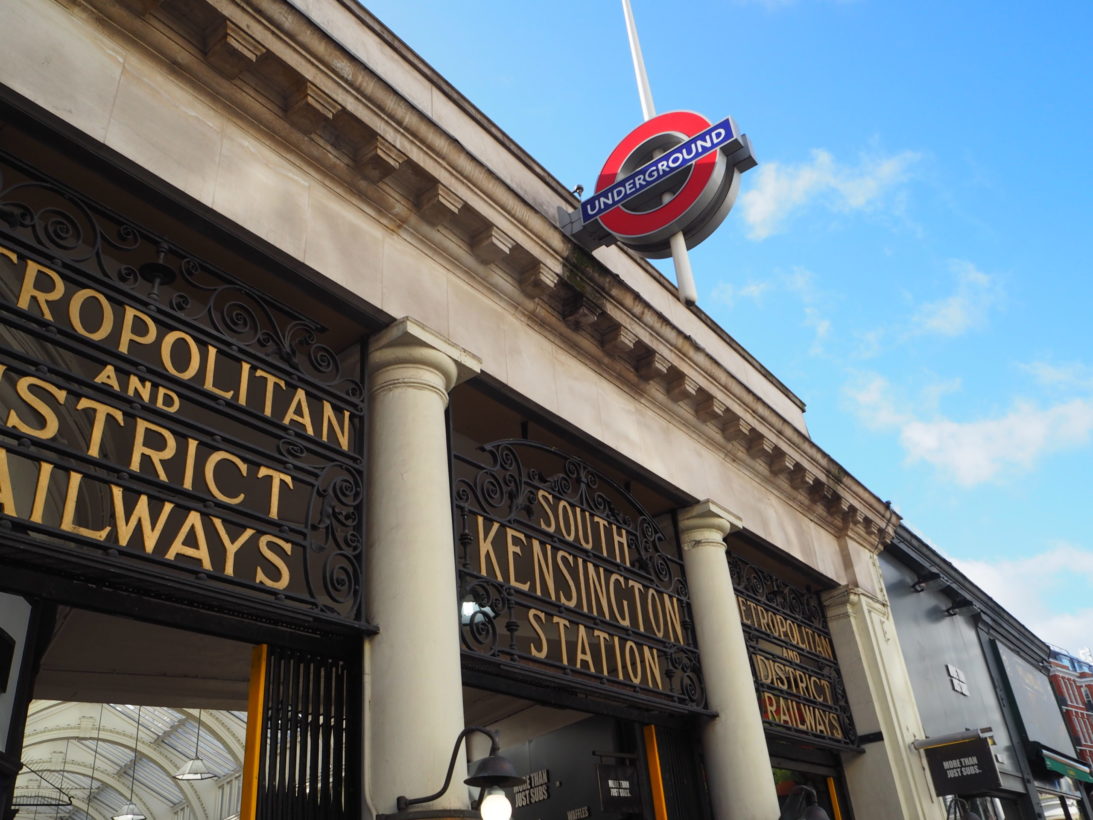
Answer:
[[174, 709, 216, 781], [113, 706, 147, 820], [113, 802, 146, 820], [87, 703, 104, 817]]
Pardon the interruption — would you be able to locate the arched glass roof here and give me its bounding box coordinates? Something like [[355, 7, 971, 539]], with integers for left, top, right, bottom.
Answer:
[[13, 701, 247, 819]]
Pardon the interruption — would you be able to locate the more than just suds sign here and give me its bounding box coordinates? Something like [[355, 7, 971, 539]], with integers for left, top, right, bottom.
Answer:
[[923, 737, 1001, 796]]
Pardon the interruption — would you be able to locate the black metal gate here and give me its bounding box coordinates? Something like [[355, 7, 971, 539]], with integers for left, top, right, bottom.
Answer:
[[653, 723, 714, 820], [255, 646, 360, 819]]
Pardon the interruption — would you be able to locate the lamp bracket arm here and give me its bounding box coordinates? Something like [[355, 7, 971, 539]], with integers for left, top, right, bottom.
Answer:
[[396, 726, 500, 812]]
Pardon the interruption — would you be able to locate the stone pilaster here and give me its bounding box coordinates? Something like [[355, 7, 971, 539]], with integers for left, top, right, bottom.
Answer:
[[678, 501, 780, 820], [366, 318, 480, 815], [824, 581, 944, 820]]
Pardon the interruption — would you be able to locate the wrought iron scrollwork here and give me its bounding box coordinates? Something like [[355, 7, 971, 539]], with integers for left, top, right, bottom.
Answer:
[[459, 576, 508, 655], [0, 150, 362, 396], [306, 463, 364, 614], [730, 552, 857, 748], [453, 439, 706, 714], [0, 150, 366, 627]]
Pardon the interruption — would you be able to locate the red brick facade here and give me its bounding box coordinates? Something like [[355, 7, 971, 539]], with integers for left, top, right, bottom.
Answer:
[[1050, 650, 1093, 767]]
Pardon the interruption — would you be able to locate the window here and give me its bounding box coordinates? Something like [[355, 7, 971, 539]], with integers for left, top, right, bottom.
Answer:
[[1039, 791, 1091, 820]]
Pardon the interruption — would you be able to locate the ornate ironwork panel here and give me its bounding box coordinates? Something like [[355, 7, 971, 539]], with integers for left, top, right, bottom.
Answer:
[[0, 150, 365, 627], [730, 553, 858, 749], [453, 439, 706, 713]]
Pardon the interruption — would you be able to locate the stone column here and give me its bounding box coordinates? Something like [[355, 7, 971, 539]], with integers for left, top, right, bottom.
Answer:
[[825, 581, 944, 820], [677, 501, 780, 820], [366, 318, 480, 816]]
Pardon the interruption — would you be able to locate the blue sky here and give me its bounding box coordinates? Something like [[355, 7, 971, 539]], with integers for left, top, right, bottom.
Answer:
[[360, 0, 1093, 654]]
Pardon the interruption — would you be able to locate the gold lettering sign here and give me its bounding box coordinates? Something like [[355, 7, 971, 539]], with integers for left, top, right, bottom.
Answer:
[[8, 251, 351, 449], [0, 160, 363, 628], [729, 554, 857, 747], [454, 441, 704, 712]]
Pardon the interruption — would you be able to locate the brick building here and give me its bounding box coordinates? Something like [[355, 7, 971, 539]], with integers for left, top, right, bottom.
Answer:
[[1050, 650, 1093, 769]]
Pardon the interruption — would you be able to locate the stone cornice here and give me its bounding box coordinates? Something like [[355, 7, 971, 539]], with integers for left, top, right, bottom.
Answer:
[[80, 0, 898, 549]]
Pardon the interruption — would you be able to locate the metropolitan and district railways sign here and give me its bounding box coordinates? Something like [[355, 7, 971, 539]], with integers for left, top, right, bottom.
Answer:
[[453, 441, 705, 712], [730, 554, 857, 748], [0, 155, 364, 622]]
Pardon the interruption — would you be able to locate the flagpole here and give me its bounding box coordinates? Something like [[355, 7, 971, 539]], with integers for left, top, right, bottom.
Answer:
[[621, 0, 699, 306], [621, 0, 656, 121]]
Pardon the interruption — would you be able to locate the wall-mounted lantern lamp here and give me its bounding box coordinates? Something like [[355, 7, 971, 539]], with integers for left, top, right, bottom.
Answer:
[[778, 785, 831, 820], [912, 570, 943, 592], [389, 726, 523, 820], [945, 597, 979, 617]]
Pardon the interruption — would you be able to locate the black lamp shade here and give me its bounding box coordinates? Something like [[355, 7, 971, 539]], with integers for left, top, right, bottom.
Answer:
[[464, 755, 524, 789]]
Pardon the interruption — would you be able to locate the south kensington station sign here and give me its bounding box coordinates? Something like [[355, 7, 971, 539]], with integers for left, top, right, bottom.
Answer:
[[561, 110, 756, 258], [453, 440, 705, 713]]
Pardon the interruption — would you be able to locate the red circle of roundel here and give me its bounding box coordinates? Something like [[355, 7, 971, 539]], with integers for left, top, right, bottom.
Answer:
[[595, 111, 718, 239]]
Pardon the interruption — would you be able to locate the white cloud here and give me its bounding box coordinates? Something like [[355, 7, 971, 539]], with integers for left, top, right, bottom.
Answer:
[[910, 260, 1002, 337], [920, 377, 962, 408], [951, 544, 1093, 652], [844, 373, 913, 430], [900, 399, 1093, 486], [739, 148, 920, 239], [710, 266, 834, 355], [804, 307, 831, 354], [784, 266, 819, 300], [1019, 360, 1093, 391], [710, 280, 771, 308], [851, 328, 885, 360], [846, 375, 1093, 485]]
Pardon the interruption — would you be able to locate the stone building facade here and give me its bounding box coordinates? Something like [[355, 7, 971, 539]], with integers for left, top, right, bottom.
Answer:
[[0, 0, 953, 818]]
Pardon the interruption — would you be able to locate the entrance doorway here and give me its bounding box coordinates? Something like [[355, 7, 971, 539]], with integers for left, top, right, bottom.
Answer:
[[8, 608, 252, 818], [3, 606, 360, 819], [16, 702, 246, 819], [0, 117, 372, 819], [461, 687, 710, 820]]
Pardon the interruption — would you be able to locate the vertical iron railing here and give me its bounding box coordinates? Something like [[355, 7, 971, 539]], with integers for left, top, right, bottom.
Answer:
[[256, 647, 359, 819]]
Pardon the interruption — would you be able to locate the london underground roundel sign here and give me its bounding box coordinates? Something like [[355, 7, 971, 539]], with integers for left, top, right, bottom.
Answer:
[[562, 111, 756, 259]]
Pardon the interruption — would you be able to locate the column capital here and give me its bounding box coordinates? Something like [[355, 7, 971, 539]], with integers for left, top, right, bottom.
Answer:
[[823, 584, 888, 621], [368, 317, 481, 395], [677, 499, 742, 551]]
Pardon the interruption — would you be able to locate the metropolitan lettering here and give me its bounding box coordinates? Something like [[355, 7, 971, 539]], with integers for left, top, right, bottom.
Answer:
[[1, 245, 351, 451], [0, 243, 359, 597]]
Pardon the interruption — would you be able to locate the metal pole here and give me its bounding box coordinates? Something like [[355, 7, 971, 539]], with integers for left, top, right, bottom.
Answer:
[[621, 0, 656, 121], [620, 0, 699, 306]]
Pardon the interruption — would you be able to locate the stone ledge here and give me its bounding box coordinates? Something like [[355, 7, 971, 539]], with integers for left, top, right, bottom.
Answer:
[[99, 0, 896, 551]]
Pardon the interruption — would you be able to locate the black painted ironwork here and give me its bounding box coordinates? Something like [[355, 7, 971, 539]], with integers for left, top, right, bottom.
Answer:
[[730, 554, 858, 749], [257, 646, 359, 819], [0, 149, 366, 629], [652, 724, 714, 820], [453, 439, 707, 714]]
